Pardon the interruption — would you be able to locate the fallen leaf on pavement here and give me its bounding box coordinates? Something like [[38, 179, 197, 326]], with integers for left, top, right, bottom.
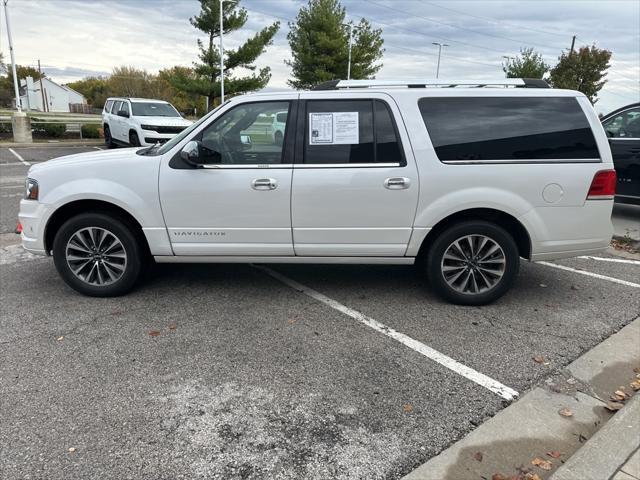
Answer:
[[68, 447, 76, 453], [634, 366, 640, 374], [287, 318, 297, 325], [533, 355, 545, 364], [531, 457, 553, 470], [403, 403, 413, 413], [546, 451, 562, 458], [606, 401, 624, 411], [630, 380, 640, 391], [612, 390, 627, 401], [149, 330, 161, 337], [525, 474, 543, 480], [473, 451, 483, 462], [491, 474, 507, 480], [168, 324, 177, 330], [57, 336, 64, 341], [558, 407, 573, 417]]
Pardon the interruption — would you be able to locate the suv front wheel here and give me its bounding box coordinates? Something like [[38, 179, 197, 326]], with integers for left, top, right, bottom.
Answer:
[[52, 213, 142, 297], [426, 221, 519, 305]]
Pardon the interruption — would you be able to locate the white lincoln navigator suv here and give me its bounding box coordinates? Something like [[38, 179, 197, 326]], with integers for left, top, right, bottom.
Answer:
[[19, 79, 615, 305]]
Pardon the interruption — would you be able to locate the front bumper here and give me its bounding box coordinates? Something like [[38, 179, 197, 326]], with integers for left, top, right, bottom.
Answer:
[[18, 199, 50, 255]]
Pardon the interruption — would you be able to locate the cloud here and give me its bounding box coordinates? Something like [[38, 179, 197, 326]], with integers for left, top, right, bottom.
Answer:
[[0, 0, 637, 113]]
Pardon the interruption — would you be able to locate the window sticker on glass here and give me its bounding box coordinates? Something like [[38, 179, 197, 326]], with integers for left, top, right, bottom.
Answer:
[[310, 113, 333, 144], [309, 112, 359, 145]]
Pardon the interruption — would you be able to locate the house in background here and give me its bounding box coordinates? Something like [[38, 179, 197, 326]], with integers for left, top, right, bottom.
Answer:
[[19, 76, 88, 113]]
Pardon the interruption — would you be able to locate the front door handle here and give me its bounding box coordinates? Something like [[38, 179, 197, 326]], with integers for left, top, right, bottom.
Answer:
[[252, 178, 277, 190], [384, 177, 410, 189]]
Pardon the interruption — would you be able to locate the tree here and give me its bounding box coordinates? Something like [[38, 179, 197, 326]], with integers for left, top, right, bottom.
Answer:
[[287, 0, 384, 90], [171, 0, 279, 108], [503, 47, 549, 79], [549, 45, 612, 103], [66, 76, 110, 109], [0, 63, 45, 108]]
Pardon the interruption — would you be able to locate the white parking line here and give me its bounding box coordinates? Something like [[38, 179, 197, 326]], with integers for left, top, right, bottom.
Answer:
[[0, 162, 29, 167], [538, 261, 640, 288], [8, 148, 30, 166], [255, 265, 519, 401], [93, 146, 103, 150], [577, 256, 640, 265]]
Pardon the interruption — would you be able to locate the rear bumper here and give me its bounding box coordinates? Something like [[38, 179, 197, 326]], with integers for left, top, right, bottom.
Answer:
[[520, 201, 613, 261]]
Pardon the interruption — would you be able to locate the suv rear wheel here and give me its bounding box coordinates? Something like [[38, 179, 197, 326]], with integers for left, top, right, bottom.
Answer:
[[426, 221, 519, 305], [52, 213, 142, 297]]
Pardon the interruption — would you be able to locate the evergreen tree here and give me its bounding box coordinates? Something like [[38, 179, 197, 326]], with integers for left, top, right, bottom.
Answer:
[[172, 0, 279, 108], [287, 0, 384, 90]]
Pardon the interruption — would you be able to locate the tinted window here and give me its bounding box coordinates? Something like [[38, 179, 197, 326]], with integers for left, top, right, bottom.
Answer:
[[603, 107, 640, 138], [104, 100, 113, 113], [419, 97, 599, 161], [305, 100, 374, 164], [304, 99, 403, 164], [131, 102, 180, 117], [198, 101, 290, 165], [375, 100, 403, 164], [111, 101, 122, 114], [120, 101, 130, 115]]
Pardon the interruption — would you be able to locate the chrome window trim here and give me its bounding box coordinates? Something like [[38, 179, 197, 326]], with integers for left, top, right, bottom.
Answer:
[[296, 162, 402, 168], [441, 158, 601, 165], [608, 137, 640, 141], [200, 164, 294, 169]]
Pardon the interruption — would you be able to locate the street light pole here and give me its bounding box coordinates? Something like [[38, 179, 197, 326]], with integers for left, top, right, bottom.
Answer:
[[219, 0, 225, 105], [432, 42, 449, 79], [347, 23, 353, 80], [3, 0, 22, 111]]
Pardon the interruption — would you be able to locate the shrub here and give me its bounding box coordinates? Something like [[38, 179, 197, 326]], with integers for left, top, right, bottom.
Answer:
[[39, 123, 66, 138], [81, 124, 100, 138]]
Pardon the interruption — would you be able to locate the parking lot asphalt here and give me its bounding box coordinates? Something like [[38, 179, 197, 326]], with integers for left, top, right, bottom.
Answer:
[[1, 144, 640, 479]]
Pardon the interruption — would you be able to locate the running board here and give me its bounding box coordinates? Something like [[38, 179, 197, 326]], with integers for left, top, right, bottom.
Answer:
[[154, 256, 416, 265]]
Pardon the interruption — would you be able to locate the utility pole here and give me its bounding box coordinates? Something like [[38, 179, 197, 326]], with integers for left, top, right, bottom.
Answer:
[[432, 42, 449, 79], [3, 0, 22, 111], [219, 0, 225, 105], [570, 35, 576, 54], [347, 23, 353, 80], [37, 59, 47, 112]]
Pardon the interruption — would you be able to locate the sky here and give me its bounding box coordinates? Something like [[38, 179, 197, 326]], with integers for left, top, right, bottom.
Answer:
[[0, 0, 638, 113]]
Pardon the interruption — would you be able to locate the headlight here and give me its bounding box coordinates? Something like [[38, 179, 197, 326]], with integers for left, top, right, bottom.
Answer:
[[140, 124, 155, 131], [25, 178, 39, 200]]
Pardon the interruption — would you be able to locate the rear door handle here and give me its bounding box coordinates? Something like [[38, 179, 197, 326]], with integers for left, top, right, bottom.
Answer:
[[252, 178, 277, 190], [384, 177, 410, 189]]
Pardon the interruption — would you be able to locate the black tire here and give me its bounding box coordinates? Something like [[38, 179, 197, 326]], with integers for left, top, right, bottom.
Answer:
[[274, 130, 284, 146], [104, 125, 115, 149], [52, 213, 143, 297], [129, 131, 141, 147], [426, 221, 519, 305]]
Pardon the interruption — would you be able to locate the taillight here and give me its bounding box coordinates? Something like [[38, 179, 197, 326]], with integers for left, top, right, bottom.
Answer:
[[587, 170, 616, 200]]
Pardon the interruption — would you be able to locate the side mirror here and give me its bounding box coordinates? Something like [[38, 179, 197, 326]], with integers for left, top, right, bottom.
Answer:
[[180, 140, 202, 165], [117, 110, 129, 118], [240, 134, 252, 146]]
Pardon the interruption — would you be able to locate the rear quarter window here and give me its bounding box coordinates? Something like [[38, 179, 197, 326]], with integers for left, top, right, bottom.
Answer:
[[418, 97, 599, 162], [104, 100, 113, 113]]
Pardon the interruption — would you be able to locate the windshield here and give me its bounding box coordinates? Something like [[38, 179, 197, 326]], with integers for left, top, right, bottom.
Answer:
[[131, 102, 180, 117], [148, 102, 229, 156]]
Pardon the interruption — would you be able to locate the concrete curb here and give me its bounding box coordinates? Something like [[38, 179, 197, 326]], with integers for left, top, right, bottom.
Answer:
[[0, 141, 104, 148], [549, 395, 640, 480], [402, 318, 640, 480]]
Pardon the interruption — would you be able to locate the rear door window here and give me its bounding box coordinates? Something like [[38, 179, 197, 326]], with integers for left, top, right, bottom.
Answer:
[[111, 101, 122, 114], [418, 97, 599, 161], [303, 99, 404, 165]]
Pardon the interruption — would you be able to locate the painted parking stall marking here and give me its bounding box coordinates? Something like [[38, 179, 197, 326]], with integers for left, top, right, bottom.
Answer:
[[255, 265, 519, 401], [8, 148, 30, 166], [577, 255, 640, 265], [538, 261, 640, 288]]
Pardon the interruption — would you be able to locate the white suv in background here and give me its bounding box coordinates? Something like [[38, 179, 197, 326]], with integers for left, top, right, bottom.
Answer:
[[102, 97, 192, 148], [20, 79, 615, 305]]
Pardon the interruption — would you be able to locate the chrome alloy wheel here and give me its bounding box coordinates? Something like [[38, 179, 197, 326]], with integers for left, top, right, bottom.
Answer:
[[65, 227, 127, 286], [440, 234, 506, 295]]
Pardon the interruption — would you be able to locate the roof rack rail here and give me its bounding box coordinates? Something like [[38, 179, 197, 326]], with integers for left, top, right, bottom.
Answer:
[[312, 78, 550, 90]]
